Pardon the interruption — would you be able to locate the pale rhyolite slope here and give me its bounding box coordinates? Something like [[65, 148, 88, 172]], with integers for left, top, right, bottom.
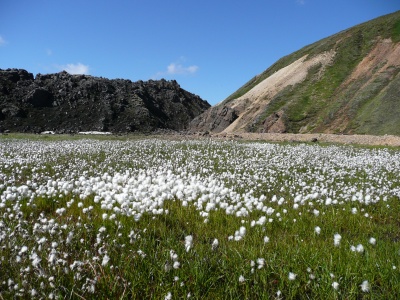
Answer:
[[222, 50, 336, 133]]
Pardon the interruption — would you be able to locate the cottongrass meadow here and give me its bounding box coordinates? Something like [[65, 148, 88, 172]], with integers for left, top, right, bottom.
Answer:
[[0, 135, 399, 299]]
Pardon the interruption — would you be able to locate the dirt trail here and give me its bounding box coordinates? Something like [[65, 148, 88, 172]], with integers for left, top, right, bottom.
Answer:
[[209, 132, 400, 147]]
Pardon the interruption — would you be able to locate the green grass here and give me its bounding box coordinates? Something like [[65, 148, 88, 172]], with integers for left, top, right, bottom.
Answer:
[[6, 191, 400, 299], [1, 136, 400, 299]]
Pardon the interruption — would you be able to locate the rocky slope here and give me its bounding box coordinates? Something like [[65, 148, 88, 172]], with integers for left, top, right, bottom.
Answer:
[[0, 69, 210, 133], [190, 11, 400, 135]]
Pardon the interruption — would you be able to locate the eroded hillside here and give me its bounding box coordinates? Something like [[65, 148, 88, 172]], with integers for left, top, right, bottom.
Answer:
[[191, 11, 400, 135]]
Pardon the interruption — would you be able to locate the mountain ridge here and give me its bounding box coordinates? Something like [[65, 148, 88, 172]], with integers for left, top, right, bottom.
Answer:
[[190, 10, 400, 135]]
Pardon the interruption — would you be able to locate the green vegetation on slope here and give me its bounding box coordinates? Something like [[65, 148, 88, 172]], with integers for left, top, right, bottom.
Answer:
[[224, 10, 400, 135], [351, 71, 400, 135]]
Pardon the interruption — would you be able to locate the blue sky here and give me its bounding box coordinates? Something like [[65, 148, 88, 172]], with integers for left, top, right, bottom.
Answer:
[[1, 1, 399, 105]]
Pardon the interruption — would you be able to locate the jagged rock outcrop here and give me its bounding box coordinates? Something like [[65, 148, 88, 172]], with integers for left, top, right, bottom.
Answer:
[[0, 69, 210, 133], [259, 110, 286, 133], [190, 11, 400, 136], [189, 105, 238, 133]]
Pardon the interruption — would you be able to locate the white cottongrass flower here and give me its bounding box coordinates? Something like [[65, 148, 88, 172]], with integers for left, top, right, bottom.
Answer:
[[56, 207, 66, 215], [37, 237, 47, 244], [137, 250, 146, 258], [257, 258, 265, 269], [30, 252, 41, 268], [234, 235, 242, 241], [239, 275, 245, 283], [276, 290, 282, 298], [314, 226, 321, 235], [239, 226, 246, 236], [369, 237, 376, 245], [356, 244, 364, 253], [288, 272, 297, 281], [184, 235, 193, 252], [332, 281, 339, 290], [19, 246, 28, 255], [170, 250, 178, 261], [101, 254, 110, 266], [334, 233, 342, 246], [173, 261, 180, 269], [211, 238, 219, 251], [360, 280, 370, 292], [48, 249, 57, 265], [263, 236, 270, 243], [66, 231, 74, 244], [165, 291, 172, 300], [234, 226, 247, 241]]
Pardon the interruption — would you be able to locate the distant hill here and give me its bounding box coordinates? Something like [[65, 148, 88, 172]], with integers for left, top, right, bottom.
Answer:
[[0, 69, 210, 133], [191, 11, 400, 135]]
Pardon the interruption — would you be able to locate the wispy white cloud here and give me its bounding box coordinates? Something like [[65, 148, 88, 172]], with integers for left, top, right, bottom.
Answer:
[[166, 63, 198, 75], [46, 49, 53, 56], [0, 35, 7, 46], [154, 59, 199, 78], [58, 63, 90, 75]]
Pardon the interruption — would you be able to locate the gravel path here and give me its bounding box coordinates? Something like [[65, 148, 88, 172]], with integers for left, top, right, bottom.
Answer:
[[210, 132, 400, 147]]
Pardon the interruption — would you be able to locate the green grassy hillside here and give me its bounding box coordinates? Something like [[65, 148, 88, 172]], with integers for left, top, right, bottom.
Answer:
[[222, 10, 400, 135]]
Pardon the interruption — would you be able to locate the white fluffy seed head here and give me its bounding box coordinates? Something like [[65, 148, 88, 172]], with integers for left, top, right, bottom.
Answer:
[[314, 226, 321, 235], [356, 244, 364, 253], [211, 238, 219, 250], [360, 280, 370, 292], [288, 272, 297, 281], [333, 233, 341, 246], [185, 235, 193, 252]]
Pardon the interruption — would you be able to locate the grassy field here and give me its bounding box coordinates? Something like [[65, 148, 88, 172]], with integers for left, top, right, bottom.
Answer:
[[0, 135, 399, 299]]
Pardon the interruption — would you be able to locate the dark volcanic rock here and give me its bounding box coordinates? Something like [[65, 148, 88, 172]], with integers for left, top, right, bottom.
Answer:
[[0, 68, 210, 133], [26, 88, 54, 108], [189, 105, 238, 133]]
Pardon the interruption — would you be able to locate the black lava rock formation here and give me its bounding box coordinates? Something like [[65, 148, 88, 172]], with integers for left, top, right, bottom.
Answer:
[[0, 68, 210, 133]]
